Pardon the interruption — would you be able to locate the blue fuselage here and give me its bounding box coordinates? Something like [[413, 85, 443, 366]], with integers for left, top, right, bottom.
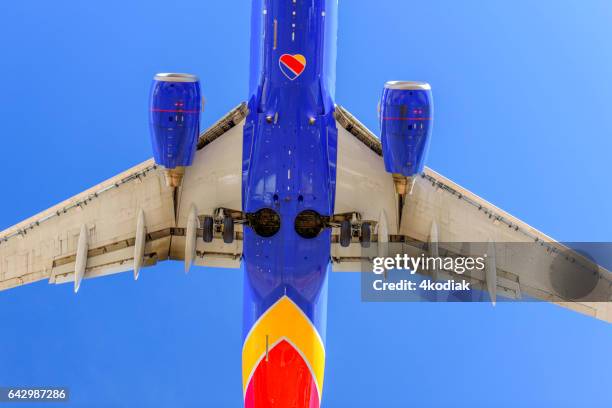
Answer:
[[241, 0, 338, 404], [242, 0, 338, 340]]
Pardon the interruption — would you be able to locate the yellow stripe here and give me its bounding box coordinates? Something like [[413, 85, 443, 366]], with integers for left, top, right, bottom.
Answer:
[[242, 296, 325, 395]]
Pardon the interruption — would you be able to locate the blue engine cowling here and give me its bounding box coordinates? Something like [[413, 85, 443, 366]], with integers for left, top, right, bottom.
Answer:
[[149, 73, 201, 171], [379, 81, 433, 177]]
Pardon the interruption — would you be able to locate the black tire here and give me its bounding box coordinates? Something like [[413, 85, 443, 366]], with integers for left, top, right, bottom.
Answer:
[[361, 222, 371, 248], [202, 216, 214, 243], [340, 220, 352, 248], [223, 216, 234, 244]]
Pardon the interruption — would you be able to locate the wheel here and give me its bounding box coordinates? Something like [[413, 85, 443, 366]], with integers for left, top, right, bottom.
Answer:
[[340, 220, 352, 248], [223, 215, 234, 244], [360, 222, 371, 248], [202, 216, 214, 243]]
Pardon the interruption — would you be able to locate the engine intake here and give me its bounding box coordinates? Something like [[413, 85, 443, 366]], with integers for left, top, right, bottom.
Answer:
[[379, 81, 433, 179], [149, 73, 201, 187]]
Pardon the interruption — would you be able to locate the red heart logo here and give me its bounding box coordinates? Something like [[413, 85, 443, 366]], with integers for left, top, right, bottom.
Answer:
[[279, 54, 307, 80]]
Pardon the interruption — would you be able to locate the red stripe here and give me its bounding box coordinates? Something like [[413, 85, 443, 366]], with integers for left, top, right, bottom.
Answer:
[[245, 340, 319, 408], [280, 55, 305, 76], [151, 109, 200, 113]]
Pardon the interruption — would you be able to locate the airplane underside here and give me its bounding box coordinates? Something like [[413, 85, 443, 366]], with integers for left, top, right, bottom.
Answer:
[[1, 1, 610, 408]]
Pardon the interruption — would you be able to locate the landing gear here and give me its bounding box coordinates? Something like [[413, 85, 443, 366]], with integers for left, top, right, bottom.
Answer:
[[202, 216, 214, 243], [360, 222, 371, 248], [340, 220, 352, 247], [335, 213, 375, 248], [223, 215, 234, 244], [202, 208, 242, 244]]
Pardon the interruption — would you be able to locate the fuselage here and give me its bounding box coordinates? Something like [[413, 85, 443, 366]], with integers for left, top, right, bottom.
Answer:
[[241, 0, 339, 407]]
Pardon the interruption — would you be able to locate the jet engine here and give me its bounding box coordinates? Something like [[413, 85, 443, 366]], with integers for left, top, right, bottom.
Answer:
[[379, 81, 433, 195], [149, 73, 201, 187]]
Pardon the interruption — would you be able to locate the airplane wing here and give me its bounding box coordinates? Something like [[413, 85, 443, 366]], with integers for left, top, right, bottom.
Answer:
[[3, 102, 610, 323], [0, 103, 248, 292], [333, 106, 612, 323]]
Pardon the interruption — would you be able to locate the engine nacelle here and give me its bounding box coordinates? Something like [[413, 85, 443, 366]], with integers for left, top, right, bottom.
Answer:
[[149, 73, 201, 187], [380, 81, 433, 184]]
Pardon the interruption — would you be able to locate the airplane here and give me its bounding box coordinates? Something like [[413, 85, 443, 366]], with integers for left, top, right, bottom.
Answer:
[[1, 0, 611, 407]]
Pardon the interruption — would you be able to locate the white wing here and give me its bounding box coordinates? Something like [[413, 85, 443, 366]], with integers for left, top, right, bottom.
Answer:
[[333, 106, 612, 323], [0, 104, 248, 292]]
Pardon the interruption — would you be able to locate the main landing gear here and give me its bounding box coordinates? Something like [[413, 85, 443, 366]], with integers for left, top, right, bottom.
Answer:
[[201, 208, 243, 244], [200, 208, 374, 248], [335, 213, 373, 248]]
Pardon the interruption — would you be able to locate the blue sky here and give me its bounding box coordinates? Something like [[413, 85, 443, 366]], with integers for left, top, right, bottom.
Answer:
[[1, 0, 611, 407]]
